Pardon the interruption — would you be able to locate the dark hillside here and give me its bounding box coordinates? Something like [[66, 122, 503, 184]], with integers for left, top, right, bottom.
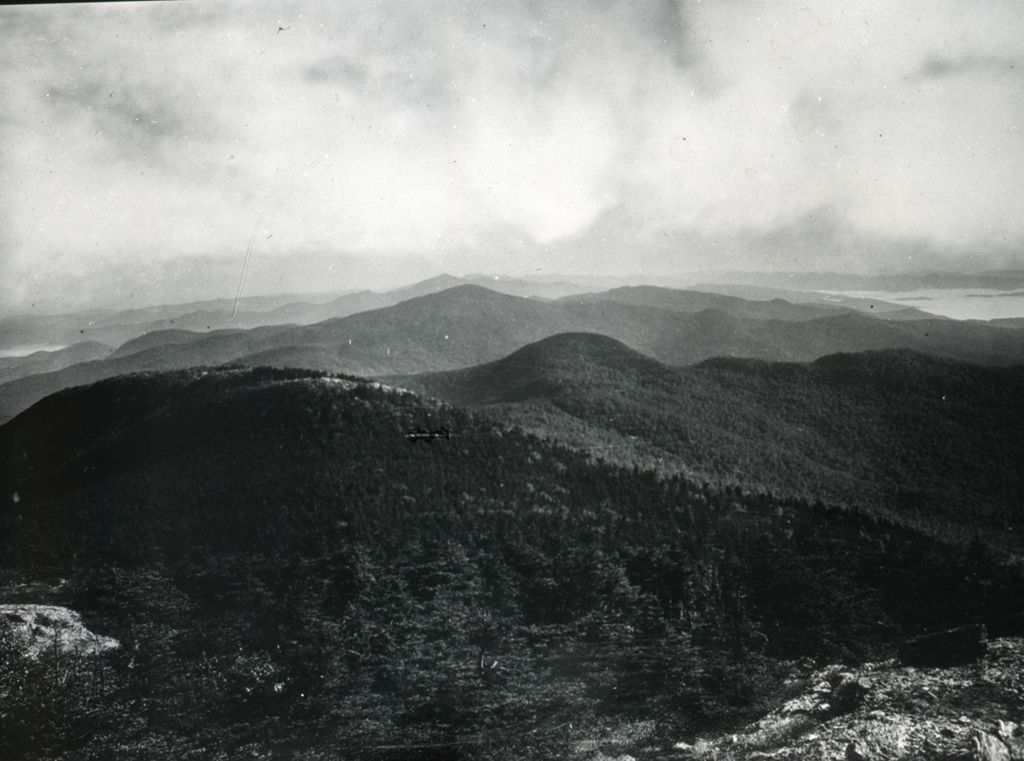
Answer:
[[399, 339, 1024, 545], [399, 333, 673, 406], [0, 324, 295, 423], [109, 328, 222, 358], [3, 367, 1022, 759]]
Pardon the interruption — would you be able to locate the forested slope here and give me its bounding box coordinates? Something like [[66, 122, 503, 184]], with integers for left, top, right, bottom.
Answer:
[[1, 367, 1022, 759], [398, 335, 1024, 546]]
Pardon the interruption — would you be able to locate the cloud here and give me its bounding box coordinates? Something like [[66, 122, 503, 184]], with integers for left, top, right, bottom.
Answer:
[[1, 0, 1023, 313], [915, 54, 1020, 80], [625, 0, 1024, 244], [44, 80, 198, 166]]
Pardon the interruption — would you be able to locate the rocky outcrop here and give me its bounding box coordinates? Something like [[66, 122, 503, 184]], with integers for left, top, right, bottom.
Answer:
[[0, 604, 119, 659], [668, 638, 1024, 761]]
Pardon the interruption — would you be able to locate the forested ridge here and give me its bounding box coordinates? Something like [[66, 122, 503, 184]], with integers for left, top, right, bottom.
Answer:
[[398, 334, 1024, 547], [1, 365, 1022, 759]]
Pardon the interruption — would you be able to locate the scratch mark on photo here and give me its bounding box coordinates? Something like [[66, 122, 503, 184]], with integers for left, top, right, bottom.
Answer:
[[232, 207, 268, 320]]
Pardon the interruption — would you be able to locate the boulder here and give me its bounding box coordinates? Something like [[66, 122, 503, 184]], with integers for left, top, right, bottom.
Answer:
[[898, 624, 987, 668], [0, 604, 119, 659], [973, 731, 1010, 761], [995, 721, 1024, 761], [831, 675, 870, 715], [845, 739, 871, 761]]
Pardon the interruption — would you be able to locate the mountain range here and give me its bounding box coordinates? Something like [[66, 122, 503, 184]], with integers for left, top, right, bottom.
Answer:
[[3, 282, 1024, 424], [0, 274, 586, 353], [0, 341, 113, 385]]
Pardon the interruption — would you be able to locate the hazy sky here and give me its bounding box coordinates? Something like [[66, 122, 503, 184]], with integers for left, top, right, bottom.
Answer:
[[1, 0, 1023, 312]]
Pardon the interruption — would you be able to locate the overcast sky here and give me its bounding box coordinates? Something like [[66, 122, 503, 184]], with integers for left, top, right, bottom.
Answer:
[[1, 0, 1023, 312]]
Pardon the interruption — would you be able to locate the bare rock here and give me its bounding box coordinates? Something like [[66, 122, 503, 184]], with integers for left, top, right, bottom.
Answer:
[[0, 604, 119, 659], [843, 722, 918, 761], [845, 739, 871, 761], [996, 722, 1019, 740], [995, 722, 1024, 761], [973, 731, 1011, 761], [832, 675, 870, 715]]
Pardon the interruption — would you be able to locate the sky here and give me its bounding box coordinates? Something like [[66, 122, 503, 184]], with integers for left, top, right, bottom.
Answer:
[[1, 0, 1023, 313]]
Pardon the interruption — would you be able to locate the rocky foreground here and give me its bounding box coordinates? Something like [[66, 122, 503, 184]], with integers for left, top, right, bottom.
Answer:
[[667, 637, 1024, 761], [0, 604, 120, 660]]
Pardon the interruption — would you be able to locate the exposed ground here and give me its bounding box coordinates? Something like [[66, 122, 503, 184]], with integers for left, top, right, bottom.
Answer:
[[663, 638, 1024, 761]]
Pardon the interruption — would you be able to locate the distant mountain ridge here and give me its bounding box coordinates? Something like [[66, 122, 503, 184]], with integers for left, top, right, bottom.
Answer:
[[684, 282, 936, 318], [4, 282, 1024, 424], [697, 269, 1024, 292], [0, 341, 112, 385], [563, 286, 854, 321], [0, 273, 590, 353]]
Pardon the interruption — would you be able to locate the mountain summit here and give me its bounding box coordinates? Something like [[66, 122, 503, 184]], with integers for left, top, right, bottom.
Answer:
[[395, 332, 670, 406]]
